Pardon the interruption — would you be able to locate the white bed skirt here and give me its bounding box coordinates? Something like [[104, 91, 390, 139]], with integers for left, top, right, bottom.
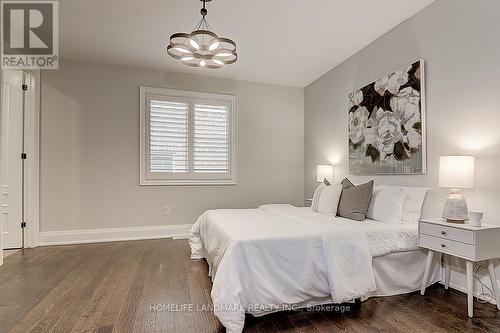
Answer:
[[248, 249, 442, 317], [368, 249, 441, 298]]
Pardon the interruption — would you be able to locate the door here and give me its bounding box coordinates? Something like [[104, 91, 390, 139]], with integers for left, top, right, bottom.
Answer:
[[1, 70, 24, 249]]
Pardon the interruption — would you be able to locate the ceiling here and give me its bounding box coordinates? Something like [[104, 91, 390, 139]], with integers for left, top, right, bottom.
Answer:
[[59, 0, 435, 87]]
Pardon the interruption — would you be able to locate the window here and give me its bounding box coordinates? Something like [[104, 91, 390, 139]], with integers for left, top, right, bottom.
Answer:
[[140, 87, 236, 185]]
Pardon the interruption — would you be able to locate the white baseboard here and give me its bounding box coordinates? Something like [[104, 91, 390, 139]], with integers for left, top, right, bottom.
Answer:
[[439, 265, 499, 306], [442, 280, 498, 306], [39, 224, 193, 246], [172, 234, 189, 240]]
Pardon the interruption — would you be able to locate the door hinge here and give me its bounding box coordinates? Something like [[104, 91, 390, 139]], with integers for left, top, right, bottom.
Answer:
[[22, 84, 28, 91], [21, 153, 27, 159], [21, 221, 26, 228]]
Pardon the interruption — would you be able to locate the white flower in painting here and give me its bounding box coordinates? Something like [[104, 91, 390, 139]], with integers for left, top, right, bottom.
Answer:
[[349, 106, 369, 145], [390, 87, 422, 149], [373, 108, 403, 155], [387, 67, 410, 94], [391, 87, 420, 121], [374, 76, 388, 96], [404, 127, 421, 149], [348, 89, 363, 109]]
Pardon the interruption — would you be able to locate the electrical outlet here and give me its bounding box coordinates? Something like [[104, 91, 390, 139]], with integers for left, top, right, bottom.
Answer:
[[163, 206, 171, 216]]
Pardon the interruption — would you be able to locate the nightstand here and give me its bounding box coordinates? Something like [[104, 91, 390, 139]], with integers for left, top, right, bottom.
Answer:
[[419, 218, 500, 317]]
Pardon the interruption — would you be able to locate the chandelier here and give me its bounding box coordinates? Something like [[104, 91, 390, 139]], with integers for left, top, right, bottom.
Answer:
[[167, 0, 237, 69]]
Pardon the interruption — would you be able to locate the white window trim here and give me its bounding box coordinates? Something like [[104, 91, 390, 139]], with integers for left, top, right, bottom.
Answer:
[[140, 86, 237, 186]]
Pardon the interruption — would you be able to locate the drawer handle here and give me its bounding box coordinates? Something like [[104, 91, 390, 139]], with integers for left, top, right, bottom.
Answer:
[[441, 231, 446, 236], [441, 244, 446, 248]]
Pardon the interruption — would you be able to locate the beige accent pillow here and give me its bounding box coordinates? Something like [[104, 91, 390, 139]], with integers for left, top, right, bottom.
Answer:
[[337, 179, 374, 221]]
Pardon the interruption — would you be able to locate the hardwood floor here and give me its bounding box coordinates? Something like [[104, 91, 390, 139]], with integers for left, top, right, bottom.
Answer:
[[3, 249, 20, 258], [0, 239, 499, 332]]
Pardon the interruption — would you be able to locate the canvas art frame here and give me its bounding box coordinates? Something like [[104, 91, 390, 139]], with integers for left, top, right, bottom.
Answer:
[[348, 60, 426, 175]]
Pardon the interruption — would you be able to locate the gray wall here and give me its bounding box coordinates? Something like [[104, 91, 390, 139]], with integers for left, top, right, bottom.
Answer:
[[305, 0, 500, 223], [41, 60, 304, 231]]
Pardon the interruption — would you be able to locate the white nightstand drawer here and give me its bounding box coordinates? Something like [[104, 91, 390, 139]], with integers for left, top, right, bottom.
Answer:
[[419, 234, 475, 259], [420, 222, 474, 244]]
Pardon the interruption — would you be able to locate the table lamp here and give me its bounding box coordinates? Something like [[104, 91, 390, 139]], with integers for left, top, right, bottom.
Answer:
[[316, 165, 333, 184], [439, 155, 475, 223]]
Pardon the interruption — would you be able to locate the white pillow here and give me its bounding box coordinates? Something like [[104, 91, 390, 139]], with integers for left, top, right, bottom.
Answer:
[[311, 183, 326, 212], [367, 186, 405, 223], [311, 183, 343, 215], [377, 185, 430, 223]]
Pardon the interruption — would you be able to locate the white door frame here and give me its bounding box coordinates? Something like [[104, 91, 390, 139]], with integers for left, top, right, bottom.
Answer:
[[0, 69, 40, 264], [22, 70, 41, 248], [1, 69, 2, 266]]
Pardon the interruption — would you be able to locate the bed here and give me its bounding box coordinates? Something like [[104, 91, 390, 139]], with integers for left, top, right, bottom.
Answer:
[[188, 203, 441, 333]]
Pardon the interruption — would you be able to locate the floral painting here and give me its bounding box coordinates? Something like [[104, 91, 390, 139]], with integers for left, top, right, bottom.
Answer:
[[348, 60, 426, 174]]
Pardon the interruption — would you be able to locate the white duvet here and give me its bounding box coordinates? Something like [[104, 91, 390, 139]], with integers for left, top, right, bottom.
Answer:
[[188, 204, 418, 333]]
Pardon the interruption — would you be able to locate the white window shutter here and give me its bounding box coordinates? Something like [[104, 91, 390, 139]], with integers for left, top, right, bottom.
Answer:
[[141, 87, 235, 185], [149, 98, 189, 173], [193, 102, 230, 174]]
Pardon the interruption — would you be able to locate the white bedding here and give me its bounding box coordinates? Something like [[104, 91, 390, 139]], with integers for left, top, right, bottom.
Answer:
[[263, 205, 419, 257], [188, 204, 419, 333]]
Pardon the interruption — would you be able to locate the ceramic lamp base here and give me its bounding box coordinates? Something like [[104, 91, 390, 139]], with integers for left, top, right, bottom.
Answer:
[[442, 191, 469, 223]]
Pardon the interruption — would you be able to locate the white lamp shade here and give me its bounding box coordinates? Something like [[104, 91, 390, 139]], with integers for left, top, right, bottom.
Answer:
[[316, 165, 333, 183], [439, 156, 475, 189]]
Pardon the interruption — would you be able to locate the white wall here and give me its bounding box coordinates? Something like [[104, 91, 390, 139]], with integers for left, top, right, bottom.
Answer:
[[305, 0, 500, 221], [304, 0, 500, 298], [40, 60, 304, 232]]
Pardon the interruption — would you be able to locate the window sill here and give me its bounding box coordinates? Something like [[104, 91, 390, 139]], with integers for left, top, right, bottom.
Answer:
[[140, 179, 237, 186]]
